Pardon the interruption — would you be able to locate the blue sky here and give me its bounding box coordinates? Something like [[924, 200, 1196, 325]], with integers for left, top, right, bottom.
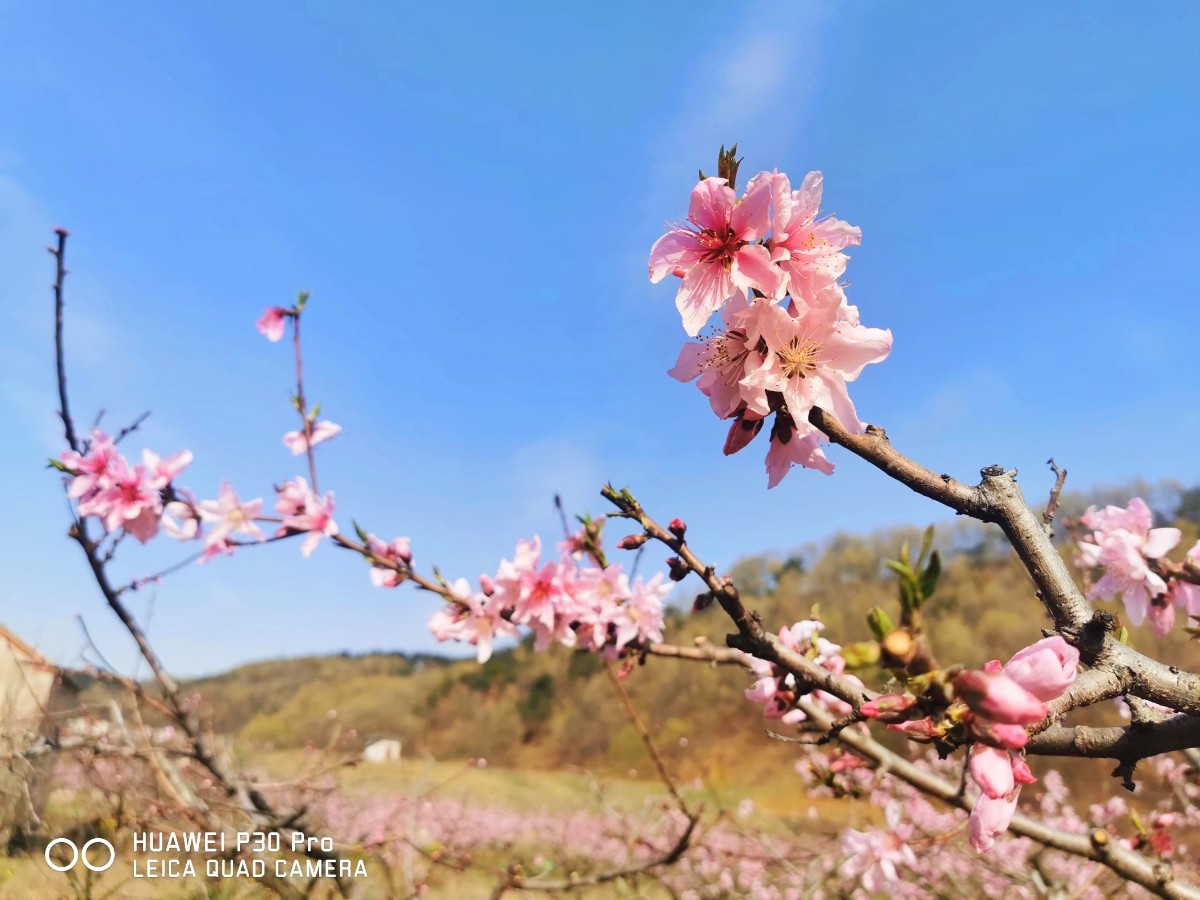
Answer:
[[2, 2, 1198, 676]]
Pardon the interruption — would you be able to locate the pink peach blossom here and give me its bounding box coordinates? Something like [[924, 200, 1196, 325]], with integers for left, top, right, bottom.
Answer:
[[768, 170, 862, 301], [283, 420, 342, 455], [366, 534, 413, 587], [649, 175, 786, 336], [275, 477, 338, 556], [196, 482, 266, 548], [256, 306, 288, 342], [1077, 497, 1181, 627], [1002, 636, 1079, 701], [741, 294, 892, 438]]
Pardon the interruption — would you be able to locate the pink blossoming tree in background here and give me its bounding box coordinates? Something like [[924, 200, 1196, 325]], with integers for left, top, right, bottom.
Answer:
[[38, 145, 1200, 898]]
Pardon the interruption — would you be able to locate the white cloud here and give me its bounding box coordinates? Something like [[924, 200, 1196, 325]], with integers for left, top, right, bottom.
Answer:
[[645, 5, 833, 213]]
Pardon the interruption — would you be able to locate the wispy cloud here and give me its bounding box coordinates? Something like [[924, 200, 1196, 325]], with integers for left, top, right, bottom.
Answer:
[[645, 5, 833, 212]]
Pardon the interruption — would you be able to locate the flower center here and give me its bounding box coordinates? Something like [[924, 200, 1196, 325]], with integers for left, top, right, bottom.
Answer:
[[777, 336, 822, 379], [704, 328, 751, 384]]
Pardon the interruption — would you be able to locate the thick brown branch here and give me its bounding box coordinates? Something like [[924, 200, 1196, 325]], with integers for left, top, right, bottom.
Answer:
[[809, 407, 1200, 717], [1027, 716, 1200, 762]]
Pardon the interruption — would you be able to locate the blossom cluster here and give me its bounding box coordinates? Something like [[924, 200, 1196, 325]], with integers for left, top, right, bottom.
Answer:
[[956, 637, 1080, 852], [61, 430, 193, 544], [650, 169, 892, 486], [742, 619, 861, 723], [1075, 497, 1199, 634], [60, 425, 342, 564], [425, 535, 669, 663]]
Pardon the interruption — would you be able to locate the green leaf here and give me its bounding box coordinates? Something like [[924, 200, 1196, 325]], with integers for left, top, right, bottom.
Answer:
[[898, 576, 920, 613], [353, 520, 370, 545], [919, 550, 941, 600], [296, 290, 311, 312], [898, 540, 911, 567], [47, 458, 70, 472], [918, 525, 935, 569], [885, 559, 914, 579]]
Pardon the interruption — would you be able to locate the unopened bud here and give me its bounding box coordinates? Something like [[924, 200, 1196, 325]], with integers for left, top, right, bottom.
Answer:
[[967, 717, 1029, 750], [668, 517, 687, 540], [859, 693, 917, 722], [666, 557, 688, 582], [618, 533, 649, 550], [1010, 755, 1037, 785], [723, 415, 764, 456], [886, 717, 939, 741], [479, 573, 496, 595], [954, 671, 1048, 725], [692, 592, 714, 613]]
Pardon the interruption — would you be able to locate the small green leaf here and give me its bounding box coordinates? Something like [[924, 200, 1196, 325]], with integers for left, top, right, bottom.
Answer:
[[899, 540, 910, 567], [353, 520, 370, 545], [296, 290, 311, 311], [48, 458, 70, 472], [918, 525, 935, 569], [919, 550, 941, 600], [885, 559, 914, 579]]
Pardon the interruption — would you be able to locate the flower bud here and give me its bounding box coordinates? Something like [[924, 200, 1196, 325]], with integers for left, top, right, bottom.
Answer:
[[723, 415, 764, 456], [954, 671, 1048, 725], [1002, 636, 1079, 701], [859, 693, 916, 722], [967, 717, 1029, 750], [1010, 755, 1037, 785], [618, 533, 649, 550], [887, 717, 939, 740], [969, 793, 1019, 853], [668, 517, 687, 540], [968, 746, 1014, 800], [666, 557, 688, 582]]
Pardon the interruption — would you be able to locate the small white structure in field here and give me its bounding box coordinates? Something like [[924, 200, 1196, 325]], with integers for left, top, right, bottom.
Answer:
[[362, 738, 401, 763]]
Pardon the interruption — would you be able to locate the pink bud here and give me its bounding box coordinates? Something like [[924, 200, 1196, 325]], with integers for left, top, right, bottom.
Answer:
[[479, 573, 496, 595], [982, 659, 1003, 674], [1002, 636, 1079, 701], [723, 415, 764, 456], [955, 671, 1048, 725], [1010, 755, 1037, 785], [969, 746, 1015, 800], [887, 717, 939, 740], [618, 533, 649, 550], [969, 792, 1019, 853], [968, 717, 1029, 749], [860, 693, 917, 722], [668, 517, 687, 539]]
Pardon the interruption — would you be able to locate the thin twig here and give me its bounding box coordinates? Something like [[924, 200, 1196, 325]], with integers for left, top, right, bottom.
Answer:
[[1043, 458, 1068, 536], [603, 659, 691, 817]]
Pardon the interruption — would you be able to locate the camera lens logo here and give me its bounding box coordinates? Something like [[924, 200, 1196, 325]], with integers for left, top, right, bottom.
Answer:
[[45, 837, 115, 873]]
